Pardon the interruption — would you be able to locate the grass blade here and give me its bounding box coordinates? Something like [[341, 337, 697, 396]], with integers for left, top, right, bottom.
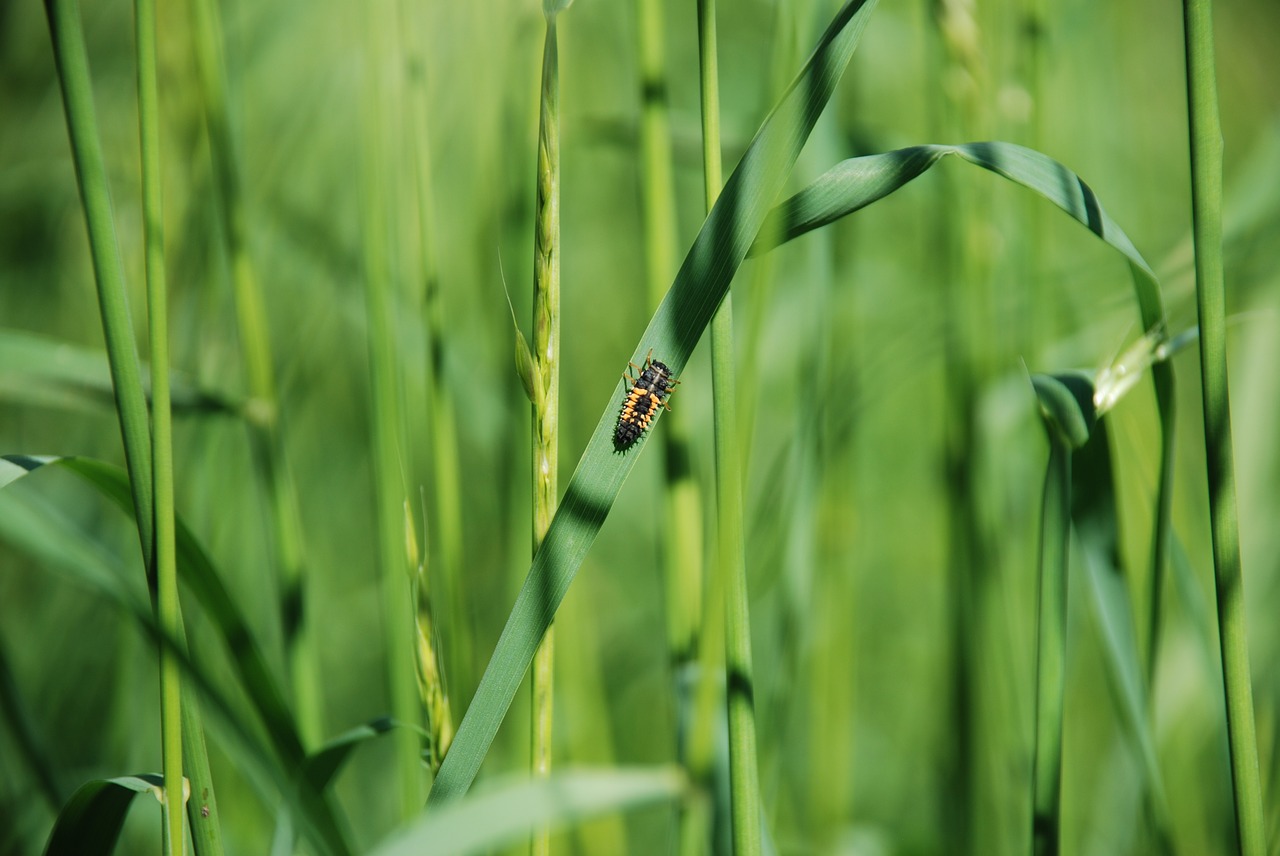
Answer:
[[302, 717, 399, 791], [1029, 372, 1093, 856], [378, 768, 684, 856], [0, 329, 236, 415], [697, 0, 761, 853], [752, 142, 1151, 278], [752, 137, 1177, 687], [1, 455, 352, 856], [42, 775, 167, 856], [189, 0, 317, 747], [43, 1, 220, 849], [1072, 417, 1173, 853], [134, 0, 183, 845], [427, 0, 881, 806], [0, 637, 65, 812], [1181, 1, 1265, 852], [361, 0, 423, 816], [43, 0, 153, 547]]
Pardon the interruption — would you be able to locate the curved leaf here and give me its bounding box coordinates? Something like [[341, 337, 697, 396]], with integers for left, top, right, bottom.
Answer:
[[750, 142, 1153, 283], [428, 0, 881, 805], [748, 140, 1174, 436], [42, 774, 165, 856], [377, 768, 684, 856], [754, 138, 1177, 727], [1031, 372, 1096, 451]]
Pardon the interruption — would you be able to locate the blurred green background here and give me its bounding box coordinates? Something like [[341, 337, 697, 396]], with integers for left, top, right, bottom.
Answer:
[[2, 0, 1279, 853]]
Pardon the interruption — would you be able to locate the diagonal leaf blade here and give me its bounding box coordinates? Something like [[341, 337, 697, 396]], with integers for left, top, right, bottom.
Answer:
[[428, 0, 881, 805], [380, 768, 684, 856], [1, 454, 352, 855], [42, 774, 166, 856]]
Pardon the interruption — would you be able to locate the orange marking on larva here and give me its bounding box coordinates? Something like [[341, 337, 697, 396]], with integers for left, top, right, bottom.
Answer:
[[613, 353, 677, 452]]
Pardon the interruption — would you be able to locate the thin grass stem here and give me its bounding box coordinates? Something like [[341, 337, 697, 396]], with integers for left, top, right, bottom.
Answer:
[[362, 0, 423, 817], [636, 0, 703, 719], [394, 0, 458, 774], [188, 0, 318, 745], [698, 1, 761, 853], [44, 0, 153, 553], [396, 0, 470, 711], [46, 1, 223, 850], [928, 3, 985, 846], [1181, 1, 1266, 853], [1031, 426, 1070, 856], [135, 0, 182, 849], [634, 4, 705, 850]]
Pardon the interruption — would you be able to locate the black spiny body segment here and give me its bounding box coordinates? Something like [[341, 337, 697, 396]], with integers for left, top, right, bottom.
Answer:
[[613, 353, 678, 452]]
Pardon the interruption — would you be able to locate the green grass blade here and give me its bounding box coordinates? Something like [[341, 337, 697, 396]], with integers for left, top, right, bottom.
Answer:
[[1, 455, 352, 856], [427, 0, 880, 806], [1182, 1, 1265, 851], [697, 0, 761, 853], [377, 768, 684, 856], [752, 142, 1152, 279], [189, 0, 316, 748], [1072, 417, 1173, 853], [42, 0, 153, 547], [1029, 373, 1176, 854], [0, 329, 236, 415], [397, 0, 471, 715], [634, 6, 706, 848], [1029, 372, 1088, 856], [42, 774, 165, 856], [1, 456, 307, 766], [361, 0, 423, 816], [134, 0, 182, 844], [0, 637, 65, 812], [302, 717, 399, 792], [753, 138, 1177, 688]]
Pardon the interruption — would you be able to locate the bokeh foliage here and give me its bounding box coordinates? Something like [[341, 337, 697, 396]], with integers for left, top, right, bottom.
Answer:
[[2, 0, 1279, 853]]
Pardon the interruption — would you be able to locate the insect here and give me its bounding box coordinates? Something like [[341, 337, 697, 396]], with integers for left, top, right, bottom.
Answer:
[[613, 351, 679, 452]]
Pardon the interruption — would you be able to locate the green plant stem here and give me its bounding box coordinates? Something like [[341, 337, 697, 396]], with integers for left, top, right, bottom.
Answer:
[[46, 3, 225, 853], [189, 0, 318, 745], [1031, 432, 1070, 856], [928, 6, 987, 848], [395, 0, 458, 772], [635, 0, 705, 850], [135, 0, 182, 849], [397, 0, 470, 707], [698, 1, 761, 853], [362, 0, 422, 818], [44, 0, 153, 551], [635, 0, 706, 840], [636, 0, 702, 700], [530, 15, 562, 856], [1181, 2, 1265, 853]]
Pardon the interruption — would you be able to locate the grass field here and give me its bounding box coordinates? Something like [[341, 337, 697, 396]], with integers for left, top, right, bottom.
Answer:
[[2, 0, 1279, 853]]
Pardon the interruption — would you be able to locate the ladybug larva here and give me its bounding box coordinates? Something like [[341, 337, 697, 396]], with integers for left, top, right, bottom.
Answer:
[[613, 352, 678, 452]]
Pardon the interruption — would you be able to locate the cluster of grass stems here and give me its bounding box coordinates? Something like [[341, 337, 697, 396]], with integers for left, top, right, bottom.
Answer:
[[0, 0, 1276, 854]]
